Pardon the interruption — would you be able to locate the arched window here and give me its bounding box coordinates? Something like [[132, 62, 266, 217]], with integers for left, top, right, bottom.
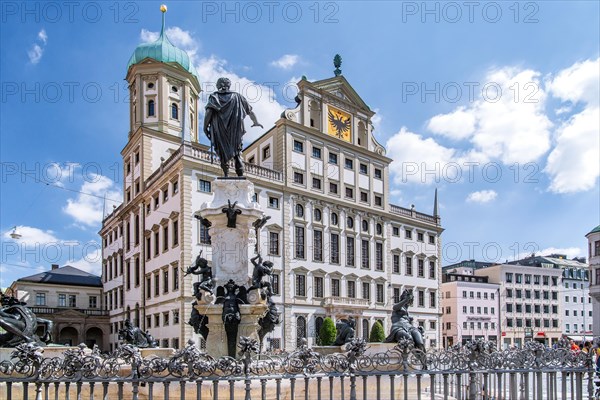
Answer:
[[331, 212, 338, 226], [314, 316, 324, 345], [296, 316, 307, 348], [295, 204, 304, 218], [314, 208, 322, 222], [171, 103, 179, 119], [376, 223, 383, 235], [347, 217, 354, 229], [148, 100, 155, 117], [362, 319, 369, 339], [362, 220, 369, 232]]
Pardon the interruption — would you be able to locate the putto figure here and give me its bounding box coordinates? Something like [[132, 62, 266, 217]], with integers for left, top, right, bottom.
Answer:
[[118, 319, 158, 348], [204, 77, 263, 177], [385, 289, 425, 352]]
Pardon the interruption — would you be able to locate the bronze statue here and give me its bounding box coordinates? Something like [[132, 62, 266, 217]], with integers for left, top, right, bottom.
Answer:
[[204, 77, 263, 177], [385, 289, 425, 352], [185, 252, 214, 296], [188, 301, 209, 339], [222, 200, 241, 228], [257, 296, 280, 350], [0, 290, 53, 347], [118, 319, 158, 348], [249, 254, 274, 296], [220, 280, 243, 357], [334, 317, 356, 346], [252, 215, 271, 253]]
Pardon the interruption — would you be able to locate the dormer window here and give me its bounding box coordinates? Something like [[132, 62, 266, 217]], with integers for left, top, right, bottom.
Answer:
[[171, 103, 179, 120], [148, 100, 155, 117]]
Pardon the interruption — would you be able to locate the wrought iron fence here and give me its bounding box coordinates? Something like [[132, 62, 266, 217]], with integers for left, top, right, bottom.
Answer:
[[0, 338, 595, 400]]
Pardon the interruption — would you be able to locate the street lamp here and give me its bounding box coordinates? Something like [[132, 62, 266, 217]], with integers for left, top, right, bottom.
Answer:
[[9, 226, 21, 240]]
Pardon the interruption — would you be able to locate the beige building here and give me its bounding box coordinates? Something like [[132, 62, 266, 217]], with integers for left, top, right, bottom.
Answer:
[[474, 264, 563, 348], [8, 264, 109, 350], [100, 15, 444, 352], [587, 225, 600, 336]]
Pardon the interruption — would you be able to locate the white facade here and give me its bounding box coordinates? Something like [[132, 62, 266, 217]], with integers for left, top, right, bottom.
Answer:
[[474, 264, 563, 349], [100, 30, 444, 351], [587, 226, 600, 336], [440, 268, 500, 348]]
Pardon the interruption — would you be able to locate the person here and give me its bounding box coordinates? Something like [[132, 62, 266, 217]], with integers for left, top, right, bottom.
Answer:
[[582, 341, 592, 354], [204, 77, 263, 177], [570, 340, 580, 352]]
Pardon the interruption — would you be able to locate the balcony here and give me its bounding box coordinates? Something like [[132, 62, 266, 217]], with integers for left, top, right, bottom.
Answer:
[[29, 306, 109, 317], [321, 297, 370, 309]]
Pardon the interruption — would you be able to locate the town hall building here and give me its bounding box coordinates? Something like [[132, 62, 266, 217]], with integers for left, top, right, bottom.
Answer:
[[100, 11, 444, 352]]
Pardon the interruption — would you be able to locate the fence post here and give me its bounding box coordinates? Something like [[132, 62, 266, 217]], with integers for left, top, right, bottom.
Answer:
[[468, 372, 477, 400]]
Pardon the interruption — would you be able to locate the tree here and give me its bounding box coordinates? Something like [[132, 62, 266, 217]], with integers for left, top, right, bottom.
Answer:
[[369, 320, 385, 343], [319, 317, 337, 346]]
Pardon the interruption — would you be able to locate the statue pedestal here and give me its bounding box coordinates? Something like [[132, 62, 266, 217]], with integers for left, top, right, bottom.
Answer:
[[199, 178, 263, 287], [198, 302, 267, 358]]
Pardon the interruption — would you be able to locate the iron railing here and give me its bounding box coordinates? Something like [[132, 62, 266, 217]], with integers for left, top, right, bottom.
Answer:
[[0, 338, 595, 400]]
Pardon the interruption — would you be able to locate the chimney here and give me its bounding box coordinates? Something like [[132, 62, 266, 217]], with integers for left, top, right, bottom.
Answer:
[[51, 264, 59, 270]]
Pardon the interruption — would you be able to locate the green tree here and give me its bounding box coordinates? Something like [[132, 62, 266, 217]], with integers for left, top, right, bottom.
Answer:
[[369, 320, 385, 343], [319, 317, 337, 346]]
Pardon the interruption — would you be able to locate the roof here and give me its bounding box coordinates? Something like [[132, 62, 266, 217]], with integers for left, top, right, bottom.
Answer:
[[510, 255, 587, 268], [16, 265, 102, 288], [126, 11, 198, 78], [587, 225, 600, 236]]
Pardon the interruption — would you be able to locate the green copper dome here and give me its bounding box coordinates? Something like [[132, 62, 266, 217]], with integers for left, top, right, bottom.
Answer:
[[126, 12, 198, 78]]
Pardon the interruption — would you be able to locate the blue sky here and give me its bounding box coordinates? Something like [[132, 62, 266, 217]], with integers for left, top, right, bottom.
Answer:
[[1, 1, 599, 287]]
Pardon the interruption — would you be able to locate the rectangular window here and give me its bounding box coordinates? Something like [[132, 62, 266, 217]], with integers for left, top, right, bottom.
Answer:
[[163, 269, 169, 294], [331, 233, 340, 264], [505, 273, 513, 283], [295, 274, 306, 296], [172, 220, 179, 246], [394, 288, 401, 303], [429, 235, 435, 244], [345, 187, 354, 199], [154, 232, 159, 256], [417, 232, 424, 242], [360, 191, 368, 202], [173, 266, 179, 291], [374, 168, 382, 179], [393, 227, 400, 236], [429, 261, 436, 279], [172, 180, 178, 195], [329, 153, 338, 164], [293, 172, 304, 185], [89, 296, 97, 309], [312, 177, 322, 190], [430, 291, 436, 307], [295, 226, 305, 259], [376, 284, 384, 303], [329, 182, 338, 194], [135, 258, 140, 287], [163, 225, 169, 251], [313, 230, 323, 261], [345, 158, 353, 169], [198, 179, 211, 192], [406, 257, 413, 275], [200, 224, 211, 244], [375, 196, 382, 207], [146, 277, 151, 299], [417, 259, 425, 277], [347, 281, 356, 298], [35, 293, 46, 306], [375, 242, 383, 271], [405, 230, 412, 239], [312, 147, 322, 159], [418, 290, 425, 307], [272, 274, 280, 295], [173, 310, 180, 324], [269, 232, 279, 255], [68, 294, 76, 308], [268, 197, 280, 209], [262, 145, 271, 160], [361, 240, 369, 269], [293, 140, 304, 153], [362, 282, 370, 300], [154, 272, 160, 297], [359, 163, 368, 174], [346, 236, 355, 266], [332, 279, 340, 297], [314, 276, 324, 298], [393, 254, 400, 273]]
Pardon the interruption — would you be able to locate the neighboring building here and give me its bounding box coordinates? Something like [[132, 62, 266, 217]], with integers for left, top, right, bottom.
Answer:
[[587, 225, 600, 336], [510, 254, 591, 338], [442, 260, 494, 274], [100, 13, 444, 352], [8, 264, 108, 350], [474, 264, 563, 349], [440, 266, 500, 348]]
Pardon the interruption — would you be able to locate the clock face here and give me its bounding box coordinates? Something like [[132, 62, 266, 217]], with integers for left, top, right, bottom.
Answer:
[[327, 107, 352, 142]]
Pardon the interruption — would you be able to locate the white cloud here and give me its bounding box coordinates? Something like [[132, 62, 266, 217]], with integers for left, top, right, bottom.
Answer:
[[63, 174, 122, 227], [427, 106, 476, 140], [27, 29, 48, 64], [270, 54, 300, 70], [27, 44, 43, 64], [545, 58, 600, 193], [386, 127, 456, 185], [427, 67, 552, 164], [68, 246, 102, 275], [141, 27, 200, 65], [538, 247, 583, 259], [466, 190, 497, 203], [38, 29, 47, 44]]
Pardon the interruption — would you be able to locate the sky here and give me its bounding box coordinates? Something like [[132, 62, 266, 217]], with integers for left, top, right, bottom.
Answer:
[[0, 1, 599, 288]]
